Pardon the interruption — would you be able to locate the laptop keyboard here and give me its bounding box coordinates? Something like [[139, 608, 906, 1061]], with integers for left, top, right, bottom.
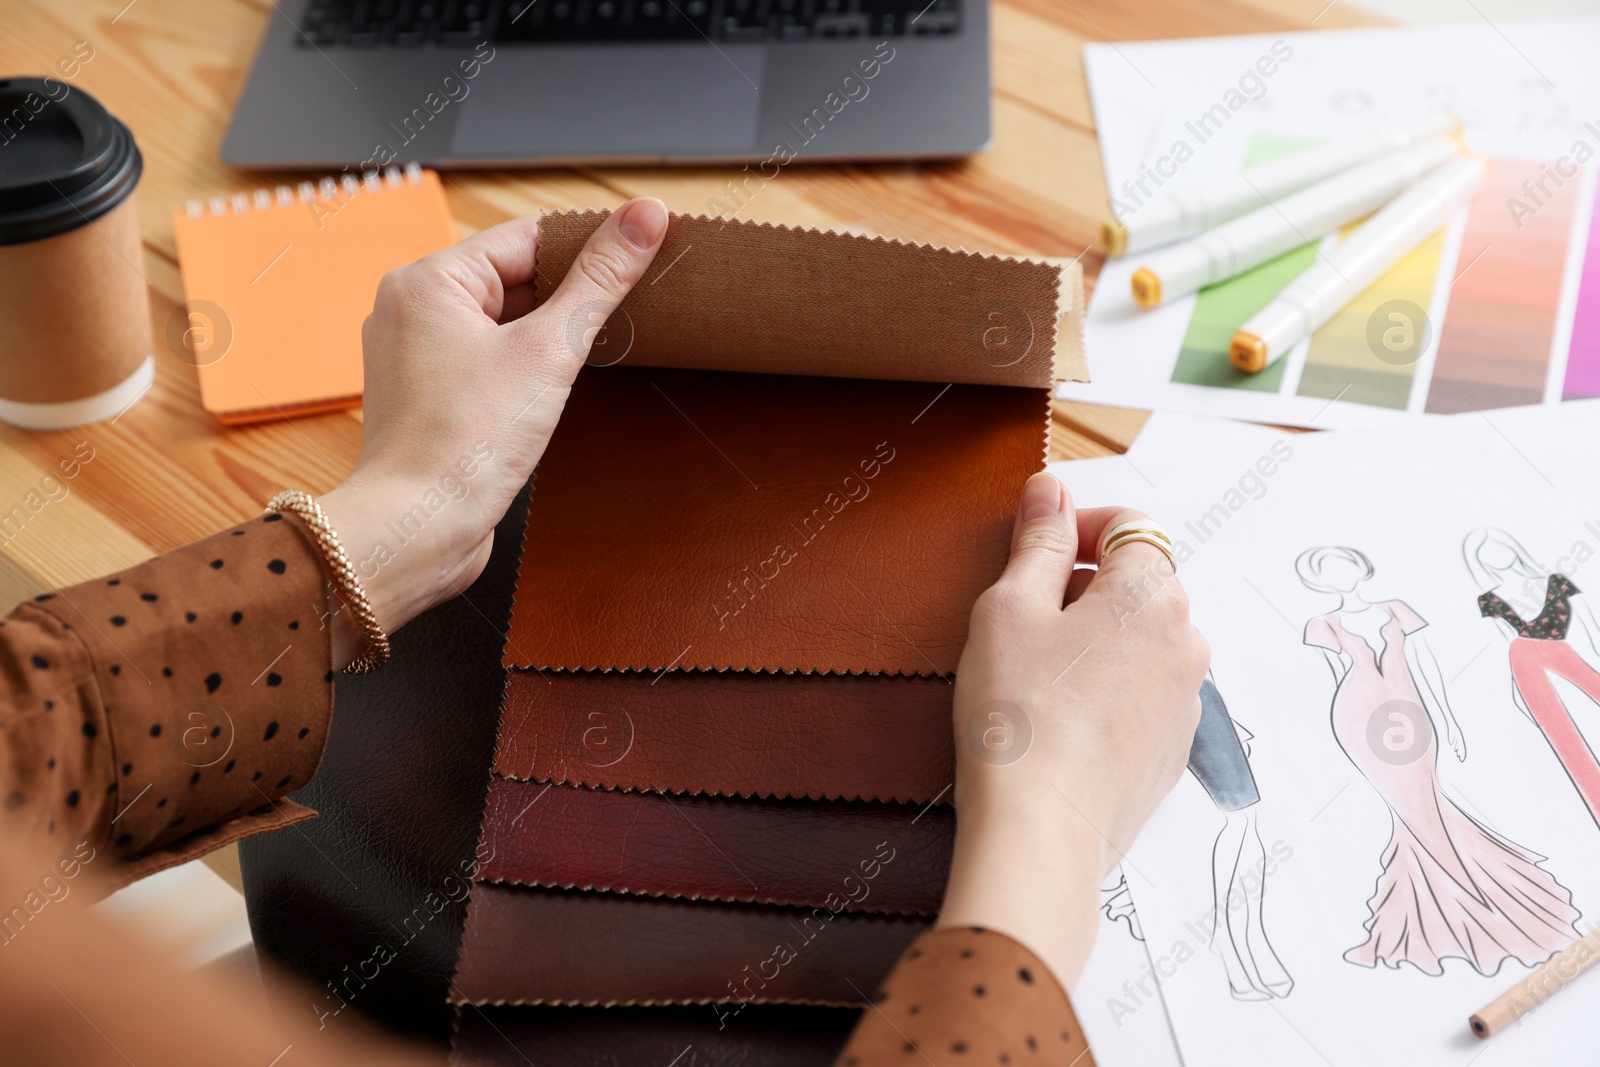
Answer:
[[296, 0, 960, 46]]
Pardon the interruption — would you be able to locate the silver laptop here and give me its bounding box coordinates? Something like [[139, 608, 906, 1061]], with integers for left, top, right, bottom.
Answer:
[[223, 0, 989, 168]]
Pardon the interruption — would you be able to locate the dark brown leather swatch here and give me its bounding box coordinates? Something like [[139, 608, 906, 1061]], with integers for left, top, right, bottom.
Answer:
[[496, 668, 955, 804], [530, 210, 1074, 388], [452, 882, 927, 1007], [503, 366, 1046, 675], [477, 776, 953, 914], [450, 1003, 860, 1067]]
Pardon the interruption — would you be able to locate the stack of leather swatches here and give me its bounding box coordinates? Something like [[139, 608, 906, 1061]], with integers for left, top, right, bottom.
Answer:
[[446, 212, 1085, 1065]]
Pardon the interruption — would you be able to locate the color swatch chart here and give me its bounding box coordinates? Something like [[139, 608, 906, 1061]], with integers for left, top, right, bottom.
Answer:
[[1068, 18, 1600, 428], [1169, 143, 1598, 414]]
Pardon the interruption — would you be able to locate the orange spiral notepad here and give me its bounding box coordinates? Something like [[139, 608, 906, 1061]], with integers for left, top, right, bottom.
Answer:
[[171, 164, 457, 424]]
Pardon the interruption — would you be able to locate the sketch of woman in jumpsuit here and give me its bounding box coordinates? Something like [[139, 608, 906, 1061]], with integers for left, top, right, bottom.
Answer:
[[1298, 545, 1578, 976], [1465, 527, 1600, 830], [1101, 673, 1295, 1000]]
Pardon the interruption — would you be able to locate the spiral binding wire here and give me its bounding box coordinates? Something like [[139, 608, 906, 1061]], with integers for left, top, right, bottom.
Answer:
[[184, 161, 424, 220]]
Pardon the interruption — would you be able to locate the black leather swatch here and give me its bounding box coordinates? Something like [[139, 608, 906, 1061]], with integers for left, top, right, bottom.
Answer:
[[239, 480, 532, 1043]]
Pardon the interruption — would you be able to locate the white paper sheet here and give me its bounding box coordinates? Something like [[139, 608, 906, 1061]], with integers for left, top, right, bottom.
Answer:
[[1073, 865, 1184, 1067], [1064, 19, 1600, 428], [1055, 403, 1600, 1065], [1058, 415, 1289, 1066]]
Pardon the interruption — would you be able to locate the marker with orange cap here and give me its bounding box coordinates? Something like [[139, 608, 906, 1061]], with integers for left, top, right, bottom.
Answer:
[[1127, 137, 1461, 309], [1228, 155, 1485, 374], [1100, 113, 1460, 257]]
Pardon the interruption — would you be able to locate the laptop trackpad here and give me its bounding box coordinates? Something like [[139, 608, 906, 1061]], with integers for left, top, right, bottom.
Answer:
[[452, 45, 764, 161]]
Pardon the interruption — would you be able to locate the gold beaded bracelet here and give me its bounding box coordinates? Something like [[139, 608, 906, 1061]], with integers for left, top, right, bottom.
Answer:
[[265, 489, 392, 674]]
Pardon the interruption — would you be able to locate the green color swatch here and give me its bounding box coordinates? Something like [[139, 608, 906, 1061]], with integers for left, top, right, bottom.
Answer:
[[1170, 136, 1321, 393]]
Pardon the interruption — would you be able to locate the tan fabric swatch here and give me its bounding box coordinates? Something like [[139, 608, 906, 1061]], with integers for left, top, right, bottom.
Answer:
[[532, 210, 1085, 387]]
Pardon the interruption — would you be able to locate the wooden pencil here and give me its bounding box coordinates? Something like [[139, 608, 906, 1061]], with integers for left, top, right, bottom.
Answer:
[[1470, 926, 1600, 1038]]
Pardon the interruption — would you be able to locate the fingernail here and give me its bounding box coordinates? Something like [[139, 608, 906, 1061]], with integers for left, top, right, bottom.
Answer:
[[617, 198, 668, 250], [1019, 472, 1062, 523]]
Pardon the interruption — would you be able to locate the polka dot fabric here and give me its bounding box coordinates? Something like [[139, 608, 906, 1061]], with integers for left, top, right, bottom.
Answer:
[[835, 927, 1095, 1066], [0, 515, 334, 890]]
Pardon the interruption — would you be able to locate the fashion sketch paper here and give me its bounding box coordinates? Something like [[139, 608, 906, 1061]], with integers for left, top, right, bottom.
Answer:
[[1055, 403, 1600, 1064], [1065, 19, 1600, 427]]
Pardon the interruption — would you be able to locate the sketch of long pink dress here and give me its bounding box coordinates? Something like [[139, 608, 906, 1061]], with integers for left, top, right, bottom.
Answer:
[[1305, 600, 1579, 976], [1479, 574, 1600, 829]]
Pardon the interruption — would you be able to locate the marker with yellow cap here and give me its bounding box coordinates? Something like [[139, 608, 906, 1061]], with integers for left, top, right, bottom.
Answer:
[[1229, 156, 1486, 374], [1100, 113, 1460, 257], [1127, 137, 1461, 310]]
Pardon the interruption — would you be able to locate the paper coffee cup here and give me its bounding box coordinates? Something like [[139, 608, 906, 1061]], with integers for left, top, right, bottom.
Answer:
[[0, 78, 153, 430]]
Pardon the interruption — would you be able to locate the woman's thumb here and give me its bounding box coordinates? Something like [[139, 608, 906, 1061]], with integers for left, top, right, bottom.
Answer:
[[532, 198, 669, 365]]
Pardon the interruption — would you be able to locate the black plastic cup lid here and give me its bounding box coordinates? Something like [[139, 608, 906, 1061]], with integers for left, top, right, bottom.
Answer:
[[0, 78, 143, 247]]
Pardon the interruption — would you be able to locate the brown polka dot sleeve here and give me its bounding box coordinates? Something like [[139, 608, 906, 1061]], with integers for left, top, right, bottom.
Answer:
[[0, 513, 334, 893], [836, 926, 1096, 1067]]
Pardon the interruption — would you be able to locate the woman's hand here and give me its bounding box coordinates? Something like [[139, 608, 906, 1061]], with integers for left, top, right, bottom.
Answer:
[[316, 199, 669, 665], [937, 471, 1209, 988]]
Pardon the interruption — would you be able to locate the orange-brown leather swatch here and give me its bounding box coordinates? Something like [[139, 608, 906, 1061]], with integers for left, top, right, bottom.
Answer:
[[531, 210, 1075, 388], [503, 368, 1046, 675], [496, 669, 954, 804]]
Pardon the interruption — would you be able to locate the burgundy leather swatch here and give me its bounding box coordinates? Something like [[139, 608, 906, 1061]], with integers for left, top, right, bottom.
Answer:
[[531, 210, 1075, 388], [496, 668, 955, 804], [477, 776, 953, 914], [452, 883, 927, 1006], [503, 367, 1046, 675]]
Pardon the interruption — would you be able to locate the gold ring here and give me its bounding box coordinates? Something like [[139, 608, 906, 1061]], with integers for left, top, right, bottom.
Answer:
[[1100, 520, 1177, 575]]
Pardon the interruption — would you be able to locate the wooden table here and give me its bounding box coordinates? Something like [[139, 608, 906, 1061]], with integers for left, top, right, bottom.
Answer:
[[1, 0, 1380, 606], [8, 0, 1380, 902]]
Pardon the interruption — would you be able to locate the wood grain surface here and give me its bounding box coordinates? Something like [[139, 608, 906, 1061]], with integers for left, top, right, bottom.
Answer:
[[0, 0, 1379, 607]]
